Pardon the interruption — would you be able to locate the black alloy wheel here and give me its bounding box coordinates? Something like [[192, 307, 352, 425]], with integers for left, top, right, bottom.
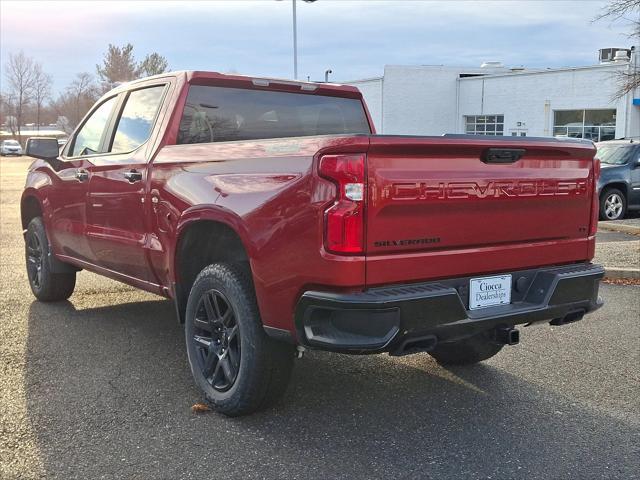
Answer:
[[25, 217, 76, 301], [26, 229, 44, 289], [191, 289, 241, 392]]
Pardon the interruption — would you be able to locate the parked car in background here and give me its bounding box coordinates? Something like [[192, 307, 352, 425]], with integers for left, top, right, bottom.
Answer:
[[0, 139, 23, 156], [596, 139, 640, 220], [57, 138, 68, 152]]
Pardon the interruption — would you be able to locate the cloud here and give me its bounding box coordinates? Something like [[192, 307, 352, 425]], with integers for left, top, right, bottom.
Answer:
[[0, 0, 627, 93]]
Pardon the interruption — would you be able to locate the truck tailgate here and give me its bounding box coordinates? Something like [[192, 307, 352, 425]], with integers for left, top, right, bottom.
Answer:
[[365, 136, 597, 286]]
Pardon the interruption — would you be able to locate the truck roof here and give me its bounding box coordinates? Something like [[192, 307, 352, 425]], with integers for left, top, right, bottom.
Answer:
[[108, 70, 363, 99]]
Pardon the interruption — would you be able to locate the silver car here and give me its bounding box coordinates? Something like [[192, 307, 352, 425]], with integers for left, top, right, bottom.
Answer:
[[0, 139, 23, 156]]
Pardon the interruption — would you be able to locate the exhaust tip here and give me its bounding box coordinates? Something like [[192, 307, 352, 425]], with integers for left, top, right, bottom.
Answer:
[[550, 309, 585, 326], [391, 335, 437, 356]]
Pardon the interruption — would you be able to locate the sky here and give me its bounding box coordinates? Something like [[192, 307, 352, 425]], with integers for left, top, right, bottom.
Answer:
[[0, 0, 635, 94]]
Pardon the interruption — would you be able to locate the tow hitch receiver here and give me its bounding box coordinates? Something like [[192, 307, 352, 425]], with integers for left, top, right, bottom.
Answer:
[[495, 326, 520, 345]]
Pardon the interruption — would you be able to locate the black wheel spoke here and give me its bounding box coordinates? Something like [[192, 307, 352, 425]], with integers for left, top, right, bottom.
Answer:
[[193, 335, 212, 349], [203, 293, 216, 321], [227, 341, 240, 369], [219, 355, 235, 383], [194, 316, 212, 332], [210, 357, 223, 383], [227, 325, 238, 342], [221, 310, 233, 327], [202, 350, 219, 379], [212, 293, 223, 319]]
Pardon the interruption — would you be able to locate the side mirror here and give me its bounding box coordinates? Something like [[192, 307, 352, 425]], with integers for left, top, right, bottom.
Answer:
[[26, 137, 59, 161]]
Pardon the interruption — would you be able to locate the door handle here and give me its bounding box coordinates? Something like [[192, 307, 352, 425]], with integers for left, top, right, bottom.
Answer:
[[75, 169, 89, 182], [124, 169, 143, 183]]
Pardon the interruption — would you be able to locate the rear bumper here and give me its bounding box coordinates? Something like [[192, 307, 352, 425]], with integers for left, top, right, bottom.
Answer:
[[294, 263, 604, 354]]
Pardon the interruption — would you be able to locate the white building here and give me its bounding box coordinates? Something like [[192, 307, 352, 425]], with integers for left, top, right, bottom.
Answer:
[[346, 48, 639, 141]]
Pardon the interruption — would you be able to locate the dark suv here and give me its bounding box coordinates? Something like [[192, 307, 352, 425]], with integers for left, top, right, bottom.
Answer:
[[596, 139, 640, 220]]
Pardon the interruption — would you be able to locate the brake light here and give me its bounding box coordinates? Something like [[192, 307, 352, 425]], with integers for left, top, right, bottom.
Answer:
[[589, 157, 601, 236], [318, 154, 366, 254]]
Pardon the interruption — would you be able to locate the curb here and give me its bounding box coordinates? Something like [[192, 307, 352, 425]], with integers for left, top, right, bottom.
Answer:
[[598, 223, 640, 235], [604, 268, 640, 280]]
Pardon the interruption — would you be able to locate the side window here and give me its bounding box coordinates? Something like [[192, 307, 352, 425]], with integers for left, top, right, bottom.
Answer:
[[71, 97, 118, 157], [110, 86, 165, 153]]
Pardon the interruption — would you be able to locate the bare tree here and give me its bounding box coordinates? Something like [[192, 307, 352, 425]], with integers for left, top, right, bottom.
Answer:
[[595, 0, 640, 36], [32, 64, 52, 133], [3, 51, 37, 137], [0, 94, 6, 126], [595, 0, 640, 100], [52, 72, 100, 132], [138, 52, 169, 77], [69, 72, 100, 127]]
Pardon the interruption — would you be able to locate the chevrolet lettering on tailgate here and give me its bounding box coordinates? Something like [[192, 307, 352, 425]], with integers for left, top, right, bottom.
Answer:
[[386, 180, 588, 200]]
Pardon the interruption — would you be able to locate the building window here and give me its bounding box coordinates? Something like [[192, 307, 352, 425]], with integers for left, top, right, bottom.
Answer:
[[553, 109, 616, 142], [465, 115, 504, 135]]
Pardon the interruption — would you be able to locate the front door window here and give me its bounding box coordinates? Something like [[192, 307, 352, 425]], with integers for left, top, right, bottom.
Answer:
[[70, 97, 118, 157]]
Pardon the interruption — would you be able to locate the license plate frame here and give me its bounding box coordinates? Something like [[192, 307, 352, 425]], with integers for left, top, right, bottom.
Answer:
[[468, 274, 512, 310]]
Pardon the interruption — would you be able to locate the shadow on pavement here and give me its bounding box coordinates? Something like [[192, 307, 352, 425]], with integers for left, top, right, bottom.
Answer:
[[25, 299, 637, 479]]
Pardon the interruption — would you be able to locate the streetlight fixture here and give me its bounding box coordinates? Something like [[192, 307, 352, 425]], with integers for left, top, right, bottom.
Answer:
[[278, 0, 317, 79]]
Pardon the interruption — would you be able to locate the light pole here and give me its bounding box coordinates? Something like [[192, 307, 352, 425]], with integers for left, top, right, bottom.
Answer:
[[280, 0, 317, 79], [292, 0, 298, 79]]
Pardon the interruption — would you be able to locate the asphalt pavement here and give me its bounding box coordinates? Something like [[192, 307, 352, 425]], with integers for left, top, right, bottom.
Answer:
[[596, 230, 639, 243], [1, 156, 639, 479]]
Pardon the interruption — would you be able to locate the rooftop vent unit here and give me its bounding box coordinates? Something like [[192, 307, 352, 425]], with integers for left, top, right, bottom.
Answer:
[[599, 48, 631, 64], [480, 61, 504, 69]]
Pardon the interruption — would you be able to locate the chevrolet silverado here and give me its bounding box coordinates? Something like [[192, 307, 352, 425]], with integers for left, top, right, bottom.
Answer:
[[22, 71, 604, 416]]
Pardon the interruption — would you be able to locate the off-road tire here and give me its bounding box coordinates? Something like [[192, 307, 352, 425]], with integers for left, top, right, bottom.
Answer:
[[185, 263, 294, 416], [25, 217, 76, 301]]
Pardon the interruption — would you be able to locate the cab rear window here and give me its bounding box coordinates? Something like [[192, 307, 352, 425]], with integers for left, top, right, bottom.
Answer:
[[177, 85, 370, 144]]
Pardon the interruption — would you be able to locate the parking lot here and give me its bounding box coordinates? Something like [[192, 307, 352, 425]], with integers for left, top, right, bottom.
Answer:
[[1, 156, 639, 479]]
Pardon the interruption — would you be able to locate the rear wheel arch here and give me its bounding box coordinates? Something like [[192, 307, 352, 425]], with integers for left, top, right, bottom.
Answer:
[[173, 219, 252, 324], [600, 181, 628, 199], [21, 194, 43, 231]]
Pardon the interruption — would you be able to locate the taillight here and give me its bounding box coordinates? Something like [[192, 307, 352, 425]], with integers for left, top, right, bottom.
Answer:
[[589, 157, 601, 236], [318, 153, 366, 254]]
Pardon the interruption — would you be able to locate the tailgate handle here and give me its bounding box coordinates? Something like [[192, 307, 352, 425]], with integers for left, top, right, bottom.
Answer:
[[482, 148, 526, 164]]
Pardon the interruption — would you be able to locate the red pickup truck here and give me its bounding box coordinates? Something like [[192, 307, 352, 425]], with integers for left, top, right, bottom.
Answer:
[[22, 71, 604, 416]]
